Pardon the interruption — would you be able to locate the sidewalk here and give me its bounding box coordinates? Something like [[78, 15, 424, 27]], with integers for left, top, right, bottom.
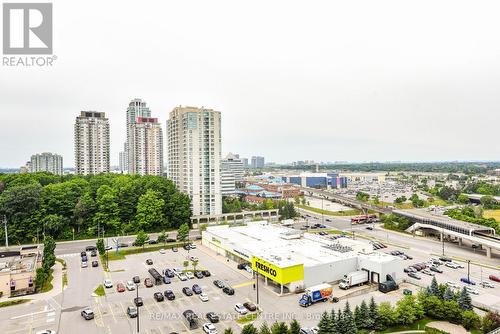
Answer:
[[0, 261, 63, 303]]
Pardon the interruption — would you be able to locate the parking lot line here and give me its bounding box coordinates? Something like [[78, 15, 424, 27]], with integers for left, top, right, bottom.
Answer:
[[233, 281, 254, 289], [108, 303, 117, 323]]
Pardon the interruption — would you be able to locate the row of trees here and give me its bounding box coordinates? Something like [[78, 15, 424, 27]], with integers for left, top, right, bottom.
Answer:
[[35, 236, 56, 291], [0, 173, 192, 244], [225, 320, 302, 334], [444, 207, 499, 233], [381, 214, 413, 231], [222, 197, 299, 220]]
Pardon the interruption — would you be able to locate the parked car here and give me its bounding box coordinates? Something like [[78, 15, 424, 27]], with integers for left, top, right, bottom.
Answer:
[[35, 330, 56, 334], [206, 312, 219, 323], [127, 306, 138, 318], [430, 266, 443, 273], [90, 250, 97, 257], [422, 269, 435, 276], [85, 246, 97, 252], [237, 262, 249, 270], [202, 270, 211, 277], [213, 280, 225, 288], [178, 273, 188, 281], [408, 272, 421, 280], [132, 276, 140, 284], [172, 247, 178, 252], [165, 269, 175, 278], [148, 239, 158, 244], [192, 284, 202, 294], [144, 278, 153, 288], [118, 242, 129, 248], [81, 261, 88, 268], [445, 262, 459, 269], [146, 259, 153, 265], [480, 281, 495, 288], [159, 248, 166, 254], [439, 257, 452, 262], [223, 287, 235, 295], [195, 271, 204, 279], [116, 282, 126, 292], [81, 308, 94, 320], [366, 226, 373, 230], [445, 281, 459, 289], [243, 302, 257, 311], [199, 292, 209, 302], [105, 245, 113, 251], [154, 292, 164, 302], [126, 281, 136, 291], [465, 286, 479, 295], [489, 275, 500, 283], [203, 323, 218, 334], [134, 297, 143, 307], [80, 251, 86, 257], [186, 272, 195, 279], [461, 277, 476, 285], [163, 276, 171, 284], [92, 260, 98, 267], [189, 255, 198, 261], [164, 289, 175, 300], [182, 287, 194, 296], [452, 261, 464, 268], [103, 279, 113, 288], [81, 255, 88, 262], [234, 303, 248, 315]]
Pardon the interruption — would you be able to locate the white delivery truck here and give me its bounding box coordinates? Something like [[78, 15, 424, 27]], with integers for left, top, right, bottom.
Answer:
[[339, 270, 369, 290]]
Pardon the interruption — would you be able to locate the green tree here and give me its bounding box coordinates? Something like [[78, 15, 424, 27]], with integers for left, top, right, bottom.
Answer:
[[288, 319, 301, 334], [270, 322, 288, 334], [191, 259, 199, 272], [96, 238, 105, 255], [135, 189, 165, 230], [359, 299, 371, 329], [481, 311, 500, 333], [443, 287, 455, 301], [343, 301, 357, 334], [334, 309, 343, 334], [458, 194, 470, 204], [177, 223, 190, 243], [368, 297, 378, 329], [356, 192, 370, 202], [317, 311, 331, 334], [395, 295, 422, 326], [134, 230, 149, 249], [354, 305, 362, 328], [329, 309, 337, 333], [259, 323, 271, 334], [462, 310, 481, 330], [443, 301, 463, 324], [376, 302, 396, 330], [35, 267, 48, 291], [458, 287, 473, 311], [429, 277, 442, 299], [241, 324, 258, 334], [94, 185, 120, 234], [224, 329, 234, 334], [157, 230, 167, 244]]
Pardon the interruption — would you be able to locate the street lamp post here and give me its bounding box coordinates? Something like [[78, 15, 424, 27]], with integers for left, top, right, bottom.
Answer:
[[255, 271, 260, 308], [467, 260, 471, 283], [3, 215, 9, 247], [136, 284, 140, 333]]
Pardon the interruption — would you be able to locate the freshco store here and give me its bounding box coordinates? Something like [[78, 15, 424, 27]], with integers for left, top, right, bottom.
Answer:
[[201, 222, 404, 295]]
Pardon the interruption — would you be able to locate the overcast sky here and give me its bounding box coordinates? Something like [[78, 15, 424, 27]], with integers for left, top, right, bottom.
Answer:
[[1, 0, 500, 168]]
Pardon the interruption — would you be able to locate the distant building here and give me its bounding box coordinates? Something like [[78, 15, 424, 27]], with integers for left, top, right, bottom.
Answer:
[[241, 158, 249, 169], [167, 106, 222, 215], [221, 169, 236, 196], [0, 246, 40, 297], [282, 172, 348, 189], [129, 117, 164, 176], [251, 156, 265, 169], [74, 111, 110, 175], [221, 153, 244, 184], [29, 152, 63, 175]]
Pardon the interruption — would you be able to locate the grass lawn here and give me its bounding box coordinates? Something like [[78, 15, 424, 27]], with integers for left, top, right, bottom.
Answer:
[[56, 258, 68, 288], [93, 284, 105, 296], [297, 204, 361, 216], [376, 317, 433, 333], [0, 299, 31, 308], [106, 242, 185, 261], [236, 312, 260, 324], [484, 209, 500, 222]]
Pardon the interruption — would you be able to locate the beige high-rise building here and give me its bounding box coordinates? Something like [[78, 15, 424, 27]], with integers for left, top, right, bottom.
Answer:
[[30, 152, 63, 175], [74, 111, 110, 175], [167, 106, 222, 216], [130, 117, 164, 176]]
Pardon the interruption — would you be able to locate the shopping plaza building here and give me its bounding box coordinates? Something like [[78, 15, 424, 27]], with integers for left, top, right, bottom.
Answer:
[[202, 222, 405, 294]]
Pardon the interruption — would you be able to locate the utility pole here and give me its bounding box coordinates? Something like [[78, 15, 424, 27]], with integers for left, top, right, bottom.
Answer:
[[136, 284, 140, 333], [467, 260, 471, 283], [3, 215, 8, 248], [256, 271, 260, 308]]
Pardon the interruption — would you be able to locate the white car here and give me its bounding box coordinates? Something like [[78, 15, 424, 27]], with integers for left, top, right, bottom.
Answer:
[[81, 261, 88, 268], [445, 262, 459, 269], [36, 331, 57, 334], [178, 273, 188, 281], [203, 323, 217, 334], [126, 281, 136, 291], [422, 269, 435, 276], [105, 245, 113, 251], [159, 248, 166, 254], [480, 281, 495, 288], [186, 272, 195, 279], [189, 255, 198, 261], [452, 261, 464, 268], [234, 303, 248, 315], [190, 244, 197, 249], [199, 292, 209, 302], [103, 279, 113, 288], [244, 265, 253, 273], [446, 281, 459, 289], [465, 286, 479, 295]]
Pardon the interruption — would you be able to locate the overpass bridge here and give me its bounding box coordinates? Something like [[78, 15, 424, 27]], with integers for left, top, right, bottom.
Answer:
[[394, 209, 499, 258], [299, 187, 392, 214]]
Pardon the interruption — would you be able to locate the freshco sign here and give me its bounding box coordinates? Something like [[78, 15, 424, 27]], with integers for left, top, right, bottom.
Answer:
[[254, 261, 277, 277]]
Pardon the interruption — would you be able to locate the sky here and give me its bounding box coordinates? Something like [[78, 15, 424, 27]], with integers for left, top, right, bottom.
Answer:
[[1, 0, 500, 168]]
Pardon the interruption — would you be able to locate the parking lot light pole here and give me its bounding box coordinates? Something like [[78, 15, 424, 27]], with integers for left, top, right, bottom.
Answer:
[[136, 284, 140, 333], [467, 260, 471, 283], [255, 271, 259, 308]]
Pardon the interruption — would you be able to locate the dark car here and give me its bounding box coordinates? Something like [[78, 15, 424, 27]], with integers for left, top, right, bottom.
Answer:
[[148, 239, 158, 244], [206, 312, 219, 323], [213, 280, 224, 288], [80, 251, 87, 257], [223, 287, 234, 295], [91, 260, 98, 267], [183, 244, 191, 250], [154, 292, 164, 302], [194, 271, 204, 279], [172, 247, 178, 252], [366, 226, 373, 230], [134, 297, 143, 307], [237, 262, 249, 270], [165, 269, 175, 278], [164, 289, 175, 300], [146, 259, 153, 265], [166, 238, 176, 243], [118, 242, 129, 248], [460, 277, 476, 285], [163, 276, 171, 284], [81, 308, 94, 320], [192, 284, 202, 294], [408, 272, 421, 280], [243, 302, 257, 311], [133, 276, 140, 284], [82, 255, 88, 262], [202, 270, 211, 277], [85, 246, 97, 252], [127, 306, 138, 318], [144, 278, 153, 288], [182, 287, 193, 296], [439, 257, 452, 262], [90, 250, 97, 257], [430, 266, 443, 273]]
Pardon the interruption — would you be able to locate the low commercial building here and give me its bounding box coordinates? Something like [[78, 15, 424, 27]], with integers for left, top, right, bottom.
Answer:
[[282, 172, 348, 189], [202, 222, 404, 294], [0, 246, 40, 297]]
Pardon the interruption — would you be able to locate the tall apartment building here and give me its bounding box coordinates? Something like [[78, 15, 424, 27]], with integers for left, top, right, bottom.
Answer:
[[241, 158, 249, 169], [125, 98, 163, 175], [29, 152, 63, 175], [221, 169, 236, 195], [74, 111, 110, 175], [130, 117, 164, 175], [221, 153, 244, 184], [167, 106, 222, 216], [251, 156, 265, 169]]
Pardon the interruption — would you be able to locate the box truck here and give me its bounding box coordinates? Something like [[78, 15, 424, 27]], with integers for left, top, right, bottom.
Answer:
[[298, 283, 333, 307], [339, 270, 368, 290]]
